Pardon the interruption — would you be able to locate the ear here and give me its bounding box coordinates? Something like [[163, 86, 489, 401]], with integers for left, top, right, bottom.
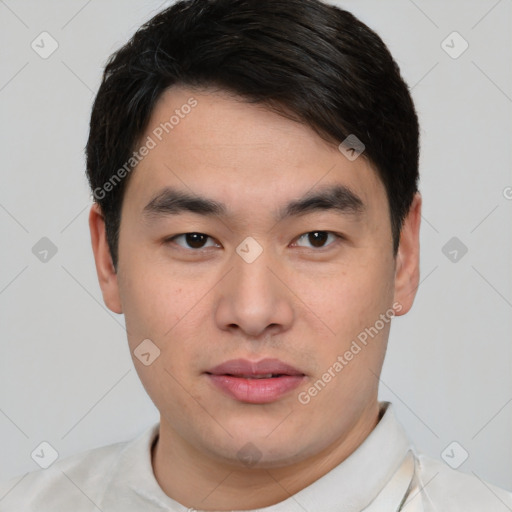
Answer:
[[89, 203, 123, 314], [393, 192, 421, 316]]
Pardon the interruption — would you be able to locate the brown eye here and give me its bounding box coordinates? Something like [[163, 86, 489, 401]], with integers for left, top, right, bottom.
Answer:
[[294, 231, 340, 249], [168, 233, 218, 250]]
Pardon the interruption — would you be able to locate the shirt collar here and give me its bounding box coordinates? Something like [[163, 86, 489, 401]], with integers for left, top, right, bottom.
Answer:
[[99, 401, 413, 511], [260, 401, 414, 512]]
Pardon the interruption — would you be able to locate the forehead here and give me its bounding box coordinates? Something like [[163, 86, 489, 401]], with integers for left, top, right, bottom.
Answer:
[[122, 86, 386, 220]]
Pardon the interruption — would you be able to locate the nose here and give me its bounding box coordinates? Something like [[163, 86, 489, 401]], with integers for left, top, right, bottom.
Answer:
[[214, 242, 294, 339]]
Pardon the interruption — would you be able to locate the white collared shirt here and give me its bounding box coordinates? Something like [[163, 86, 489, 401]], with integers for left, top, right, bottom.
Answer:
[[1, 402, 511, 511]]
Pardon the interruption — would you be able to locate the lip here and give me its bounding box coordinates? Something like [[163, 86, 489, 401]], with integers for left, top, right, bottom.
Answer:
[[205, 358, 306, 404]]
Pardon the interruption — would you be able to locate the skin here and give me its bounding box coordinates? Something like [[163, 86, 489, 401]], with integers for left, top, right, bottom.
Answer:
[[89, 85, 421, 510]]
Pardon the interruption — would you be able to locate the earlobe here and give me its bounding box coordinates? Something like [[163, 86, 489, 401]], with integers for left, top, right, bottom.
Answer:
[[393, 192, 422, 316], [89, 204, 123, 314]]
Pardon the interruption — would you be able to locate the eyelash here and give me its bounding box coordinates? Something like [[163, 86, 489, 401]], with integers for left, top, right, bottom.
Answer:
[[164, 231, 344, 252]]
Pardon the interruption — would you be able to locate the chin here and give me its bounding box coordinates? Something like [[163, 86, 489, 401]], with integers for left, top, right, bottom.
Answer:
[[203, 426, 315, 470]]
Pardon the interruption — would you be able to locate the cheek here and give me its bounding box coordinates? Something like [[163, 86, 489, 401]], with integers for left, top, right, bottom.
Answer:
[[117, 261, 205, 407], [116, 253, 186, 344], [302, 259, 395, 337], [117, 257, 216, 381]]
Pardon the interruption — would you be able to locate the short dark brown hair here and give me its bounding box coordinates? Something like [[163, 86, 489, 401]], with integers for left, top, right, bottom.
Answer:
[[86, 0, 420, 268]]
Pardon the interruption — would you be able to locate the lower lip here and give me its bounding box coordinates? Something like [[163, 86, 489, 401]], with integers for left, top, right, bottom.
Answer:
[[207, 374, 305, 404]]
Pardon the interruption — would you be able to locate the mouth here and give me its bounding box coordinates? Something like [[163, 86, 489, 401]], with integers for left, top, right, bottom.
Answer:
[[219, 373, 287, 379], [205, 358, 306, 404]]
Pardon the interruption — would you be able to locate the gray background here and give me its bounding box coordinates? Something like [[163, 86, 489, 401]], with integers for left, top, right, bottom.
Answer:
[[1, 0, 511, 494]]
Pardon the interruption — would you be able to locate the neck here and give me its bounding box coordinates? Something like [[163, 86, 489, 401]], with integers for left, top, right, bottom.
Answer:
[[152, 401, 380, 511]]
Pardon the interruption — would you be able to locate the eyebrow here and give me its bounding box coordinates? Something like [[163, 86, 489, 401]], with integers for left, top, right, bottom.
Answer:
[[142, 183, 365, 223]]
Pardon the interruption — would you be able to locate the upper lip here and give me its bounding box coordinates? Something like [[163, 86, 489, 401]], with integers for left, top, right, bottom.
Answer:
[[206, 358, 304, 377]]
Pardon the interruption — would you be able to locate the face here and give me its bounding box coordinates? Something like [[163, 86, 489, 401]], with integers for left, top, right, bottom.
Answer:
[[90, 85, 420, 469]]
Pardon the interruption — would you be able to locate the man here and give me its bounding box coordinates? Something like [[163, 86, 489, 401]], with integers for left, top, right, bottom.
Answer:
[[1, 0, 511, 510]]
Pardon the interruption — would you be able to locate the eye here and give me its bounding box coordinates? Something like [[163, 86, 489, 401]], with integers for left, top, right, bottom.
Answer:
[[165, 231, 343, 252], [293, 231, 342, 249], [166, 232, 220, 250]]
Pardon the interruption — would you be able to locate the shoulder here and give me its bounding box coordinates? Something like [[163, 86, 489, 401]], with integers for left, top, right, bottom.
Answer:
[[0, 426, 155, 512], [414, 450, 512, 511]]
